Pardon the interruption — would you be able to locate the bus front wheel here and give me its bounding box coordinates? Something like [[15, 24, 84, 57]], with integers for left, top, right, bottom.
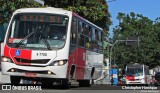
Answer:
[[10, 76, 21, 85], [61, 79, 71, 89], [41, 78, 53, 87]]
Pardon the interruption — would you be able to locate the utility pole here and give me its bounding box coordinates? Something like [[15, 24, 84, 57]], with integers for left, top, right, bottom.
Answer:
[[109, 39, 140, 69], [109, 39, 140, 84]]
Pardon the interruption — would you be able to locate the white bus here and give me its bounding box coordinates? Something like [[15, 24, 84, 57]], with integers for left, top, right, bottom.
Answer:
[[1, 7, 104, 88], [125, 63, 151, 85]]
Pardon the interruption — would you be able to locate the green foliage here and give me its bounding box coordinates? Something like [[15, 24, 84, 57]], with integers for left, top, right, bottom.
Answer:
[[44, 0, 111, 32], [113, 12, 160, 69], [0, 0, 42, 24]]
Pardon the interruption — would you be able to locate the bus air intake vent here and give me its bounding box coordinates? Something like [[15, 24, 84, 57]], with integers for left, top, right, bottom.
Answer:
[[15, 58, 50, 64]]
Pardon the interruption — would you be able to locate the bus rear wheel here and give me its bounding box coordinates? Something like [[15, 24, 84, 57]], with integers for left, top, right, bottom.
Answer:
[[78, 79, 93, 87], [10, 76, 21, 85]]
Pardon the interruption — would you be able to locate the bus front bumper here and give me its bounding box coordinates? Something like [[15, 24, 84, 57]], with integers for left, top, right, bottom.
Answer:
[[126, 80, 146, 85], [1, 62, 68, 79]]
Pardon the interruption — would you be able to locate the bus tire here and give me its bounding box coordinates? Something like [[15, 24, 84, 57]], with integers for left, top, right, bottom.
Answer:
[[145, 84, 148, 86], [41, 78, 53, 88], [10, 76, 21, 85], [61, 79, 71, 89], [78, 80, 92, 87]]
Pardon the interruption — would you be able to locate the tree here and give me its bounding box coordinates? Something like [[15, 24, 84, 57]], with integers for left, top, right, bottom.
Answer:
[[113, 12, 160, 69], [0, 0, 42, 24], [44, 0, 111, 32]]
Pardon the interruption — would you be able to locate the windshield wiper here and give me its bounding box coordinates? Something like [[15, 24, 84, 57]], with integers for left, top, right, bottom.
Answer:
[[40, 34, 51, 50], [16, 31, 35, 48]]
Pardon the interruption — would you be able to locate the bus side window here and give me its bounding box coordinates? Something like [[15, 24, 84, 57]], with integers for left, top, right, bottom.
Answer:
[[85, 36, 91, 49], [82, 23, 85, 34], [78, 21, 82, 33], [98, 31, 101, 41], [71, 17, 77, 45], [97, 30, 103, 53], [91, 28, 95, 41], [85, 24, 88, 35], [88, 26, 92, 37], [144, 68, 147, 75], [145, 67, 149, 75], [79, 34, 85, 47], [101, 31, 103, 42], [78, 20, 85, 47], [91, 28, 98, 52], [84, 24, 90, 49], [95, 29, 98, 40]]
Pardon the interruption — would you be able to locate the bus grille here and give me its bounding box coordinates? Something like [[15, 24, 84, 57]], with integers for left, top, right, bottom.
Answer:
[[129, 79, 135, 81], [14, 58, 50, 64]]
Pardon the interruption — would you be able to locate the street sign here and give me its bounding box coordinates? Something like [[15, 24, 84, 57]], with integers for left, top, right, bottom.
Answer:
[[126, 36, 140, 46]]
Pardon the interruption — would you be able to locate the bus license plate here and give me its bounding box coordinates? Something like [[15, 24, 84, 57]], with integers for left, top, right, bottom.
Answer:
[[25, 72, 36, 77]]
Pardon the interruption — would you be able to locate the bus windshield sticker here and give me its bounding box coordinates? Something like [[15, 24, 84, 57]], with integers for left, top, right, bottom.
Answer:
[[26, 44, 46, 48], [8, 38, 27, 44], [15, 50, 21, 56]]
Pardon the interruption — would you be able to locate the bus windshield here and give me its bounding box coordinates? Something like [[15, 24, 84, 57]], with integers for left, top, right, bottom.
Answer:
[[6, 13, 69, 49], [126, 68, 143, 76]]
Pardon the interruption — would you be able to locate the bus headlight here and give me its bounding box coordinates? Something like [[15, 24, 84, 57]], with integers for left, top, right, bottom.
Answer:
[[49, 60, 67, 66], [1, 57, 11, 62]]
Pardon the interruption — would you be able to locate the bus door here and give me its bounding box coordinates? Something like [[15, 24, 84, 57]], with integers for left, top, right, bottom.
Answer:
[[68, 17, 79, 79], [76, 48, 86, 79], [68, 44, 78, 79], [75, 21, 86, 80]]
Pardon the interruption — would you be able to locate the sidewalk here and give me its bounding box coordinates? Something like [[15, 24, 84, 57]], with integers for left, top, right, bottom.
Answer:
[[94, 69, 110, 85]]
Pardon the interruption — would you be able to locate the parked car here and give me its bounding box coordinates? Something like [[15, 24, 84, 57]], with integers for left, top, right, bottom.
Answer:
[[150, 75, 156, 85], [154, 72, 160, 86]]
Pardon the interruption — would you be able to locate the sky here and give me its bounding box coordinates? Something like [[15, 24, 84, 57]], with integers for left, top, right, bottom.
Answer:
[[34, 0, 44, 5], [107, 0, 160, 38]]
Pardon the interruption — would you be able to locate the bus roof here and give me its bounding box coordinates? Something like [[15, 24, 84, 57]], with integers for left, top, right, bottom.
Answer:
[[127, 63, 148, 68], [13, 7, 103, 31], [73, 13, 103, 31], [127, 63, 143, 68], [13, 7, 72, 16]]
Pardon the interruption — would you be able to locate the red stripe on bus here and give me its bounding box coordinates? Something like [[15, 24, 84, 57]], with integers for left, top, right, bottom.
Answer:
[[76, 48, 86, 79], [126, 76, 135, 81], [4, 45, 10, 57], [4, 45, 32, 65], [68, 47, 86, 80]]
